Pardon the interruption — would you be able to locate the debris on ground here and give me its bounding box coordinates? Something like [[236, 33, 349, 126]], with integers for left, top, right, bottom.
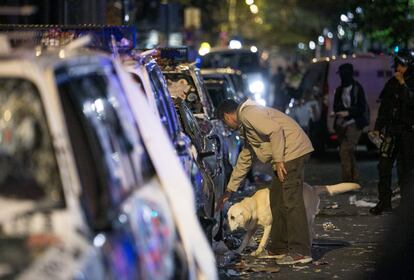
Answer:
[[220, 258, 280, 274], [391, 194, 401, 202], [216, 251, 241, 268], [212, 241, 229, 254], [324, 202, 339, 209], [224, 235, 242, 251], [349, 195, 376, 207], [292, 265, 309, 271], [323, 221, 337, 231], [225, 269, 240, 277], [313, 260, 329, 266]]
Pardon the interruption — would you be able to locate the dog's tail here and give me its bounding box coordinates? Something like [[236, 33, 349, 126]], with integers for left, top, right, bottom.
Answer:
[[314, 183, 360, 196]]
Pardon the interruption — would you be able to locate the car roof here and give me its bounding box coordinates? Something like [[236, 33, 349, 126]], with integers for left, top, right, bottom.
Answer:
[[207, 47, 254, 54], [311, 53, 391, 64], [200, 67, 241, 75]]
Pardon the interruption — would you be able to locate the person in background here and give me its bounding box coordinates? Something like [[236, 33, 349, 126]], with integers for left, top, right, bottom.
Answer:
[[369, 54, 406, 215], [372, 50, 414, 279], [272, 66, 287, 110], [333, 63, 369, 183], [396, 50, 414, 207], [215, 99, 314, 265]]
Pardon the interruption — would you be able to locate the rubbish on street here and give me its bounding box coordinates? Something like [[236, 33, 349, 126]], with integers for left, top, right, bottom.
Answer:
[[212, 241, 229, 254], [216, 251, 241, 267], [292, 265, 309, 271], [224, 235, 242, 251], [313, 261, 329, 266], [324, 202, 339, 209], [349, 195, 377, 207], [220, 258, 280, 274], [225, 269, 239, 276], [323, 221, 337, 231], [392, 194, 401, 202]]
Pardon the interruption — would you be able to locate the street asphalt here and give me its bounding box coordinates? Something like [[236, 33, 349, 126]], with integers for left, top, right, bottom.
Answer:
[[217, 149, 399, 279]]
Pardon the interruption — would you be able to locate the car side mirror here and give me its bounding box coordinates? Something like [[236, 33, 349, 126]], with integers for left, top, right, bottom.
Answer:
[[198, 150, 215, 159]]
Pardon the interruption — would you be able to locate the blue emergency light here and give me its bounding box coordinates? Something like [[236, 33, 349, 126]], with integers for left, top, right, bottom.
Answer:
[[0, 24, 137, 52], [158, 47, 188, 62]]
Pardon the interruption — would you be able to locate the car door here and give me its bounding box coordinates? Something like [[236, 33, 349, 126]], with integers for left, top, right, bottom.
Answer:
[[177, 101, 221, 212], [146, 61, 194, 172], [55, 60, 178, 280], [0, 76, 106, 280]]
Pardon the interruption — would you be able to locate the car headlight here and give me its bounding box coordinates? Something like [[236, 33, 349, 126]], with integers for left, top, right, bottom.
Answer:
[[254, 93, 266, 106], [249, 80, 265, 95]]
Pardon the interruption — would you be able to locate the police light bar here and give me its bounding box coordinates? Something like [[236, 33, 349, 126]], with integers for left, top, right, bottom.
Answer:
[[158, 47, 188, 62], [137, 47, 188, 61], [139, 47, 188, 68], [0, 24, 136, 52]]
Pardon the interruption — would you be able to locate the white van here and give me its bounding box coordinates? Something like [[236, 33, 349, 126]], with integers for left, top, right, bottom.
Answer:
[[288, 54, 393, 153]]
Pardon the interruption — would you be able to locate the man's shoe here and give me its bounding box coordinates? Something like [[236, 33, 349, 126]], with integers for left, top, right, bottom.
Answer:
[[369, 202, 392, 215], [276, 253, 313, 265]]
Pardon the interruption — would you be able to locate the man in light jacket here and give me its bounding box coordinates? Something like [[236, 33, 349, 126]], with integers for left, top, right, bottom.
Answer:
[[216, 99, 314, 265]]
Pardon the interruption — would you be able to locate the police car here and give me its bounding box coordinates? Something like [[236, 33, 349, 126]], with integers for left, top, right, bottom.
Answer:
[[122, 50, 220, 241], [0, 34, 216, 280]]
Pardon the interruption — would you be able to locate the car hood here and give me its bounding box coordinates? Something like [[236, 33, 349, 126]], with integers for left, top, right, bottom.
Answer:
[[0, 197, 36, 225], [0, 197, 65, 279], [0, 235, 53, 280]]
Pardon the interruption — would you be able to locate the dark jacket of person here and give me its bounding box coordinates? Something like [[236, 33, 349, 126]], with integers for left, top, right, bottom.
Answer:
[[333, 81, 369, 130], [374, 77, 405, 135], [401, 71, 414, 129]]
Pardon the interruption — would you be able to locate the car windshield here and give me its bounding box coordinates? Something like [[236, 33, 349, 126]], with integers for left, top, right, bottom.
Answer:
[[147, 63, 180, 140], [204, 80, 228, 109], [0, 78, 64, 205], [202, 51, 261, 72], [179, 102, 203, 151], [298, 62, 328, 99], [55, 61, 154, 226], [165, 73, 204, 114]]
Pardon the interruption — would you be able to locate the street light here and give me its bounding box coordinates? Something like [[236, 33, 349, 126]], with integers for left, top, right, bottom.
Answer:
[[340, 14, 349, 22], [318, 36, 325, 45], [250, 4, 259, 14], [337, 25, 345, 38], [198, 42, 211, 56], [245, 0, 254, 5], [229, 39, 242, 49], [254, 17, 263, 24], [250, 46, 258, 53], [309, 41, 316, 50]]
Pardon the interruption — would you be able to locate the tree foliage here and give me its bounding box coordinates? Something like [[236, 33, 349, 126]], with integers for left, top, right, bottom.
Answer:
[[174, 0, 414, 48], [352, 0, 414, 47]]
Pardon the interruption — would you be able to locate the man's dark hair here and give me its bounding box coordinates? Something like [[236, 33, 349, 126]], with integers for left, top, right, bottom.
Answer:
[[216, 99, 239, 120]]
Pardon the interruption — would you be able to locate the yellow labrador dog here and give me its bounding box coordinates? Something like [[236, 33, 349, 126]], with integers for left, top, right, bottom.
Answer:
[[227, 182, 360, 256]]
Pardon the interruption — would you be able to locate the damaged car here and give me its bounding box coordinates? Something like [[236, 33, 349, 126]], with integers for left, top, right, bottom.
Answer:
[[122, 50, 221, 241], [0, 36, 216, 280]]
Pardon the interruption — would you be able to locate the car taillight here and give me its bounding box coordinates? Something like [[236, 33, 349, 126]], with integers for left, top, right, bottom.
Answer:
[[330, 134, 338, 141]]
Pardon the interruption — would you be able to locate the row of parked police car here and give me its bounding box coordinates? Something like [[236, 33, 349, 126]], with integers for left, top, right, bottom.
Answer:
[[0, 27, 250, 280]]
